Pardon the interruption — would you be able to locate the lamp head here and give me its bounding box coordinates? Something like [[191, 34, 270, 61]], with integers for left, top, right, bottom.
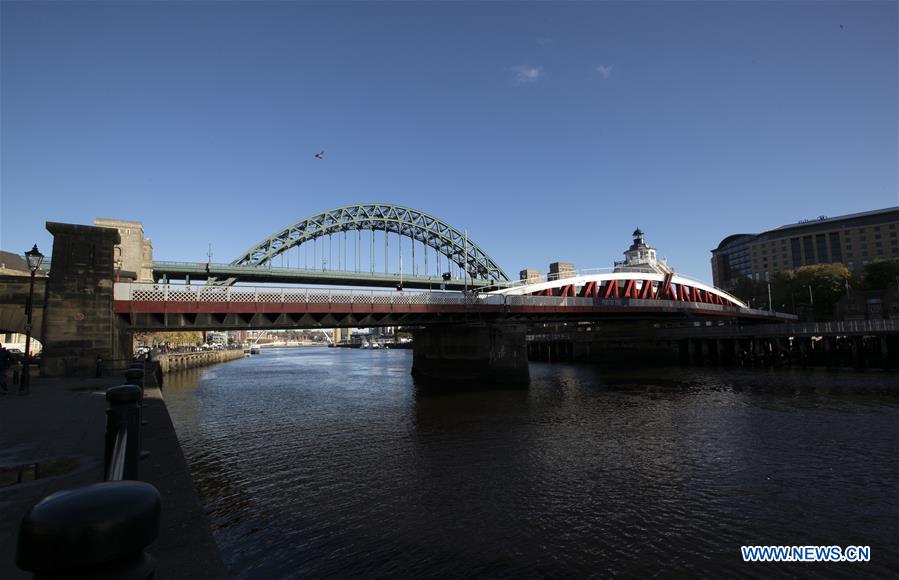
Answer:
[[24, 245, 44, 273]]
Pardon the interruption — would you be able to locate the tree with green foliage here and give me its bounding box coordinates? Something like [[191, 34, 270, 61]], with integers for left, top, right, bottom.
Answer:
[[860, 259, 899, 291], [765, 265, 850, 319], [135, 331, 204, 347], [727, 276, 759, 306], [724, 264, 853, 320]]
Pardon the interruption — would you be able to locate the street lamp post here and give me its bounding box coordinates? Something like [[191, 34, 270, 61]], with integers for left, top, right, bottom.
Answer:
[[20, 244, 44, 394]]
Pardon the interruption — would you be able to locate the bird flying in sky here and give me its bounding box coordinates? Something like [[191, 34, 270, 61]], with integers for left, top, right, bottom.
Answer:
[[314, 151, 324, 160]]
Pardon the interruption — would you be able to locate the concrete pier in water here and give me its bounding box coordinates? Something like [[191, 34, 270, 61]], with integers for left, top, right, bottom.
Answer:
[[412, 324, 529, 385]]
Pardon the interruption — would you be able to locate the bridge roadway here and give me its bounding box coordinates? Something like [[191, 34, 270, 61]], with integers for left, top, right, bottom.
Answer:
[[113, 282, 793, 331], [153, 261, 487, 291]]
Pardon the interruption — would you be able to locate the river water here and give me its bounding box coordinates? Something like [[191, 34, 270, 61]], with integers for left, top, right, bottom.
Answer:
[[163, 348, 899, 579]]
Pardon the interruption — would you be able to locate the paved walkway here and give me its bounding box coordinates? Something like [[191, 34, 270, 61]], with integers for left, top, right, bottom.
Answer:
[[0, 374, 226, 579]]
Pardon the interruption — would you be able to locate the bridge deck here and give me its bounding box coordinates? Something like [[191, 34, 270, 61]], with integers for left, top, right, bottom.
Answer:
[[150, 261, 487, 291], [113, 283, 793, 330]]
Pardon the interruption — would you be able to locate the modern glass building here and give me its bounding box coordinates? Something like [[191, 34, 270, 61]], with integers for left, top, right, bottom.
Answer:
[[711, 207, 899, 288]]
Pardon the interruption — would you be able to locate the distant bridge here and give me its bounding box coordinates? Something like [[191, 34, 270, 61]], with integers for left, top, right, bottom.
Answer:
[[48, 204, 511, 291], [201, 204, 508, 289]]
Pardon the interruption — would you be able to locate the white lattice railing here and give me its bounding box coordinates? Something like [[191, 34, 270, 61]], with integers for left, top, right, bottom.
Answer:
[[113, 282, 788, 319], [116, 282, 488, 305]]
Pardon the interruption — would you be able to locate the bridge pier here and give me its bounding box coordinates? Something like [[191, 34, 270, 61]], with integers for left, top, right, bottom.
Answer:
[[41, 223, 131, 377], [412, 324, 529, 386]]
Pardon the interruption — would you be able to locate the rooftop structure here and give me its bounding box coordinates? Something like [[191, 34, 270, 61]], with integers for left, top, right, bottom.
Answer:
[[614, 228, 673, 275]]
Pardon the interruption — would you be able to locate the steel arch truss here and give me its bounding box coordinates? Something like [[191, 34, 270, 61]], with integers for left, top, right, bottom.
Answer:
[[233, 204, 510, 282]]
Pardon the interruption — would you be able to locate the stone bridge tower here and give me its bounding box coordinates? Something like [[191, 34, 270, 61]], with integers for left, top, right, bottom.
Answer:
[[41, 222, 131, 376]]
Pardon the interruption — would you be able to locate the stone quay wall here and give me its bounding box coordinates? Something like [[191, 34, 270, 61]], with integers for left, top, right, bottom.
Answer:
[[155, 350, 244, 374]]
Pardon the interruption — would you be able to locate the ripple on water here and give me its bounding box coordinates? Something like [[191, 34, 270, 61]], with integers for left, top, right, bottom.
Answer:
[[162, 349, 899, 579]]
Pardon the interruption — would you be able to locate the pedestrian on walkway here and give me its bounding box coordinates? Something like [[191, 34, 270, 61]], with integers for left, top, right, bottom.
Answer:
[[0, 347, 11, 394]]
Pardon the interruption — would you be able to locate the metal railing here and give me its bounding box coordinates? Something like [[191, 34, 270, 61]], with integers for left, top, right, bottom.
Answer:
[[106, 429, 128, 481], [16, 366, 159, 579], [655, 318, 899, 338], [103, 363, 146, 482], [113, 282, 790, 320]]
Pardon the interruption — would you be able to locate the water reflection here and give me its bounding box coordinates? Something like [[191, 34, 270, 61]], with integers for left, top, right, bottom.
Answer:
[[164, 348, 899, 578]]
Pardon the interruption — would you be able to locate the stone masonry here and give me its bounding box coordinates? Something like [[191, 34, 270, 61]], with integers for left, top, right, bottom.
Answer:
[[40, 222, 131, 376]]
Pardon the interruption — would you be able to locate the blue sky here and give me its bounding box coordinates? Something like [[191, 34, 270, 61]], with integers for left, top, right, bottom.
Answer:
[[2, 1, 896, 281]]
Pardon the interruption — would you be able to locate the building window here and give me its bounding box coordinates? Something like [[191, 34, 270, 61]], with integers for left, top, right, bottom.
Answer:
[[791, 238, 801, 266], [816, 234, 827, 262], [803, 236, 814, 265], [830, 232, 842, 262]]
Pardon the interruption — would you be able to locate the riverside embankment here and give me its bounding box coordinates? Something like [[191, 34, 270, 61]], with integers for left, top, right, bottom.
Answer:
[[155, 349, 245, 373], [1, 350, 244, 578]]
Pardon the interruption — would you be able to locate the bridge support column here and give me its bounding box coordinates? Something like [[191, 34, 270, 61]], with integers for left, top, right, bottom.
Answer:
[[699, 340, 710, 365], [686, 339, 697, 365], [41, 223, 130, 377], [851, 336, 864, 369], [774, 337, 787, 366], [753, 337, 763, 365], [412, 324, 529, 386]]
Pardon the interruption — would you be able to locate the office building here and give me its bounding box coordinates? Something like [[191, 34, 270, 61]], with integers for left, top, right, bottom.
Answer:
[[712, 207, 899, 288]]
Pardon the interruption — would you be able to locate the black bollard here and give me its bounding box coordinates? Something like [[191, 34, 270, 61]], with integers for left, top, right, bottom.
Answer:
[[123, 368, 144, 387], [16, 480, 160, 579], [105, 385, 142, 481]]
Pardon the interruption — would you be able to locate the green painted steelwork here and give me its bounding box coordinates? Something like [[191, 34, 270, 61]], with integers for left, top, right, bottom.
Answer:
[[151, 261, 489, 290], [231, 204, 510, 282]]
